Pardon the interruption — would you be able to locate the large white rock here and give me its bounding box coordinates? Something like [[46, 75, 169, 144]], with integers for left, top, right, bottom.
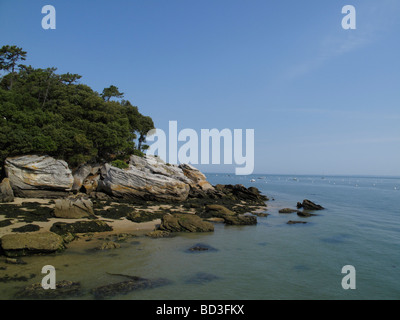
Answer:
[[98, 161, 190, 201], [179, 163, 215, 193], [97, 155, 217, 201], [5, 155, 74, 198]]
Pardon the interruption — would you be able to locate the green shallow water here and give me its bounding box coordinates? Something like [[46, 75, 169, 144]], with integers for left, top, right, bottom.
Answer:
[[1, 174, 399, 300]]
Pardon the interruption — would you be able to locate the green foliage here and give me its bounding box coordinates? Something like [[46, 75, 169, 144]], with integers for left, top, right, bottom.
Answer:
[[0, 45, 155, 168], [101, 85, 124, 102], [110, 159, 129, 169]]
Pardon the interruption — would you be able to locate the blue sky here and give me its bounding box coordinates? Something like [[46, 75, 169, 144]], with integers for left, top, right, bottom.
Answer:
[[1, 0, 399, 176]]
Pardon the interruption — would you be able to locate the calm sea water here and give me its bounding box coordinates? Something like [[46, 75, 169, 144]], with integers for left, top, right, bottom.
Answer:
[[1, 174, 399, 300]]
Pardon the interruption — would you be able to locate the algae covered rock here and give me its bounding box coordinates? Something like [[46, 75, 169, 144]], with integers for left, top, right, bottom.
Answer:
[[0, 231, 65, 257], [15, 280, 81, 299], [159, 214, 214, 233], [50, 220, 112, 235]]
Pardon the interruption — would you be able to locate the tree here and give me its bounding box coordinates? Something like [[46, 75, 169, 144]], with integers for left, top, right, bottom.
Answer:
[[0, 45, 27, 89], [60, 72, 82, 85], [137, 115, 154, 151], [0, 46, 155, 168], [101, 85, 124, 102]]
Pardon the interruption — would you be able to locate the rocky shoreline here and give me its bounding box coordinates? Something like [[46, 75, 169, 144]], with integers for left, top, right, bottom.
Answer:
[[0, 154, 268, 258], [0, 154, 328, 300]]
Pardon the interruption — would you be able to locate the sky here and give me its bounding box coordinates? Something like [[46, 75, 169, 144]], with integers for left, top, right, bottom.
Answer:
[[0, 0, 399, 176]]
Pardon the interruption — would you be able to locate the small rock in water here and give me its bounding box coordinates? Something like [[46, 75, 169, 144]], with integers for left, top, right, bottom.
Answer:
[[186, 243, 218, 253], [287, 220, 307, 225], [297, 211, 317, 217], [279, 208, 299, 214], [91, 274, 171, 299], [146, 230, 173, 238], [296, 199, 324, 210], [97, 241, 121, 250], [15, 280, 81, 299]]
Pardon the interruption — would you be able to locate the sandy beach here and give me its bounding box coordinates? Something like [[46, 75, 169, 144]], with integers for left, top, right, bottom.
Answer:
[[0, 197, 161, 239]]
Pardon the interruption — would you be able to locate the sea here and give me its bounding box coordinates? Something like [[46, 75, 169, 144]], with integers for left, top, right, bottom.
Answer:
[[1, 174, 399, 300]]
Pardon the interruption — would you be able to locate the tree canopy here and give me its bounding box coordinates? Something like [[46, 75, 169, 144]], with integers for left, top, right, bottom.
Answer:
[[0, 45, 154, 168]]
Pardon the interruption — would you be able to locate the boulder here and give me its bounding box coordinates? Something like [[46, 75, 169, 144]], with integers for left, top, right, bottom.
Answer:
[[0, 178, 14, 203], [98, 157, 191, 201], [204, 204, 257, 225], [215, 184, 268, 202], [97, 155, 226, 201], [0, 231, 65, 257], [296, 199, 324, 210], [159, 214, 214, 233], [223, 214, 257, 226], [53, 197, 94, 219], [4, 155, 73, 198]]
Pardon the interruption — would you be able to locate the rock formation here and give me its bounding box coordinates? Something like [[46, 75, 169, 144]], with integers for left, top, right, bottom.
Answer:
[[53, 197, 95, 219], [0, 231, 65, 257], [4, 155, 73, 198]]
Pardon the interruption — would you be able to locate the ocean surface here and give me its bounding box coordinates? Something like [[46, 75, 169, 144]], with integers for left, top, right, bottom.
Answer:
[[1, 174, 400, 300]]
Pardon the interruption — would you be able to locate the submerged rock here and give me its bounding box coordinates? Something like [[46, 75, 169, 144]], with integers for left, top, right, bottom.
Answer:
[[279, 208, 299, 214], [297, 211, 318, 217], [287, 220, 308, 225], [146, 230, 172, 238], [0, 231, 65, 257], [296, 199, 324, 210], [91, 274, 171, 299], [4, 155, 73, 198], [15, 280, 81, 299], [97, 241, 121, 250], [184, 272, 221, 285], [186, 243, 218, 253]]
